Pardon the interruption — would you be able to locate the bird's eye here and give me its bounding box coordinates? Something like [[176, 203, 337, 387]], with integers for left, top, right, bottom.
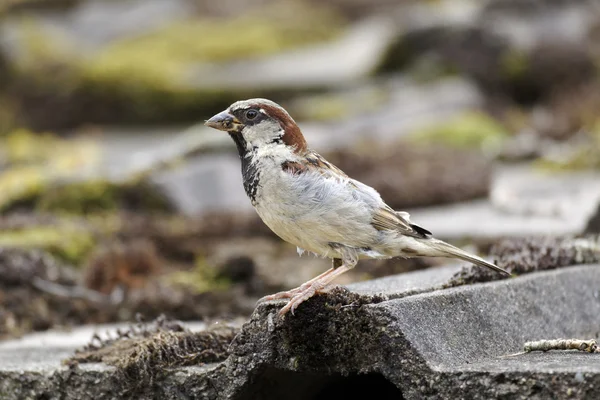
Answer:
[[245, 109, 258, 120]]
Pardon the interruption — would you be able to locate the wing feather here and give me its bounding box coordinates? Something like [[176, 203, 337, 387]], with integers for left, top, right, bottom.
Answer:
[[281, 150, 431, 239], [282, 150, 348, 180], [372, 206, 431, 238]]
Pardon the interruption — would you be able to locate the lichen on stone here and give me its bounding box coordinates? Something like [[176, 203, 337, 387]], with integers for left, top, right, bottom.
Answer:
[[0, 224, 95, 264]]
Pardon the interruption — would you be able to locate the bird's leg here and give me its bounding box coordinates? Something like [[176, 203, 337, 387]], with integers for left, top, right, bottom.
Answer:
[[279, 253, 357, 316], [257, 259, 342, 303]]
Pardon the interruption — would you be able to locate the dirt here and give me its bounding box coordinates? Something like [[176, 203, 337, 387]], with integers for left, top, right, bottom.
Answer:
[[0, 245, 254, 340]]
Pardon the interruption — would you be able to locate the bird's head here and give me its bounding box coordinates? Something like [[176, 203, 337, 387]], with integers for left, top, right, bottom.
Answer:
[[205, 99, 307, 156]]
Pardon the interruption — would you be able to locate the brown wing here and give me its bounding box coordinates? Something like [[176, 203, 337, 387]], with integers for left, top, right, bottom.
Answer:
[[281, 150, 348, 180], [371, 206, 431, 238]]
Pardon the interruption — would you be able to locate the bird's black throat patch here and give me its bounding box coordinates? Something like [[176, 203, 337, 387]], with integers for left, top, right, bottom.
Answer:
[[229, 133, 260, 204]]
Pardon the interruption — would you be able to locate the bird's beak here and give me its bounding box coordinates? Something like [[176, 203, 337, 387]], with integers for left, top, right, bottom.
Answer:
[[204, 111, 241, 132]]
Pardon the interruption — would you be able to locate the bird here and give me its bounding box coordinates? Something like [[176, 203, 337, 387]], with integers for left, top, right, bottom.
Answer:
[[205, 98, 510, 316]]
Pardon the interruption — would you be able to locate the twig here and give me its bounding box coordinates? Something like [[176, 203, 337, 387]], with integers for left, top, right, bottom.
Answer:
[[501, 339, 599, 358]]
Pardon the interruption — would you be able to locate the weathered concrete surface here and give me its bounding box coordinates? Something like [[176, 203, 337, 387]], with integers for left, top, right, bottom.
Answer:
[[2, 265, 600, 399], [347, 263, 462, 298], [410, 165, 600, 239], [189, 17, 395, 91]]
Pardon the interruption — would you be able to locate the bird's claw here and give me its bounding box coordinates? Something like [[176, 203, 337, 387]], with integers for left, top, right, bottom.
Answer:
[[278, 291, 311, 317], [277, 283, 335, 317], [257, 280, 315, 304]]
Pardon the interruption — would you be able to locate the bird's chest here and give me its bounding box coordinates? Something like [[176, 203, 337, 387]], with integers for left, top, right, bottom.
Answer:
[[241, 148, 294, 207], [249, 158, 316, 244], [251, 158, 299, 217]]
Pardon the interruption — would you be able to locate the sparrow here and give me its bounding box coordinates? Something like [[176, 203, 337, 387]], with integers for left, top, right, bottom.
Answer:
[[205, 99, 510, 316]]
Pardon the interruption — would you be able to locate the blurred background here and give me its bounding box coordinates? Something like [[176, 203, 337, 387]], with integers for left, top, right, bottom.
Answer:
[[0, 0, 599, 339]]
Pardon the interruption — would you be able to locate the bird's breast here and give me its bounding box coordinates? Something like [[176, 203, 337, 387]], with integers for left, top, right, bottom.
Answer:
[[251, 162, 382, 257]]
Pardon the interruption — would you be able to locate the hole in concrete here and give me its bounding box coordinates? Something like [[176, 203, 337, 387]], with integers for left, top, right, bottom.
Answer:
[[236, 368, 403, 400]]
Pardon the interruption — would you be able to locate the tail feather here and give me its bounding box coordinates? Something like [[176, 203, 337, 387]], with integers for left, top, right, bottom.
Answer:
[[428, 239, 511, 276]]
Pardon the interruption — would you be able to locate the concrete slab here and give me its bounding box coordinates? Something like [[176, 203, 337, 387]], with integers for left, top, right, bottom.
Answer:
[[347, 264, 462, 298], [2, 265, 600, 399], [409, 165, 600, 239]]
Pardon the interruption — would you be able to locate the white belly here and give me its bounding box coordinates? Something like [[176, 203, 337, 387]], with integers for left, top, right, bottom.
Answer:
[[252, 159, 387, 258]]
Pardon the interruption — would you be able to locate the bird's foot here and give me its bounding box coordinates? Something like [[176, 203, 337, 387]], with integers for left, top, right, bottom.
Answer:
[[277, 282, 335, 317], [257, 287, 303, 303], [257, 278, 327, 303]]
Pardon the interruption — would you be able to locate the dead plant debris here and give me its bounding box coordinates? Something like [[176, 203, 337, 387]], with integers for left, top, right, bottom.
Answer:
[[445, 235, 600, 287], [83, 239, 161, 294], [68, 315, 238, 385]]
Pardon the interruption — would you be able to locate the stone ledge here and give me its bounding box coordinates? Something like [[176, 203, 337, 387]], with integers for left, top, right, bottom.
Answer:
[[1, 265, 599, 399]]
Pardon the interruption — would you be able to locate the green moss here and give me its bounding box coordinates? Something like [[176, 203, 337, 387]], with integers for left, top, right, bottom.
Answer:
[[408, 111, 509, 152], [10, 18, 75, 74], [501, 49, 530, 81], [17, 2, 342, 93], [0, 225, 95, 264], [0, 129, 113, 212], [83, 2, 342, 85], [10, 2, 344, 124], [36, 180, 119, 214], [407, 57, 459, 83], [77, 3, 342, 113], [39, 180, 170, 214], [3, 128, 99, 165], [0, 129, 168, 213], [5, 129, 64, 164], [169, 258, 230, 294], [0, 166, 47, 209]]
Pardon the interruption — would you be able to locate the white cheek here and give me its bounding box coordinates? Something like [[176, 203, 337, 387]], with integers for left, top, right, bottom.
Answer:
[[242, 120, 282, 148]]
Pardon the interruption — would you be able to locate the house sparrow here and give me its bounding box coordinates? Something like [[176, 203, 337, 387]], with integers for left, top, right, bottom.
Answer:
[[205, 99, 510, 316]]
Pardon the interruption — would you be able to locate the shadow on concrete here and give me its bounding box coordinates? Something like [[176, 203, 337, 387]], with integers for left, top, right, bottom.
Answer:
[[236, 369, 403, 400]]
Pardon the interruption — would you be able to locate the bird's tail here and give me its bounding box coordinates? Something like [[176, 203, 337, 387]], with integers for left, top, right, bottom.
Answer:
[[426, 238, 511, 276]]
